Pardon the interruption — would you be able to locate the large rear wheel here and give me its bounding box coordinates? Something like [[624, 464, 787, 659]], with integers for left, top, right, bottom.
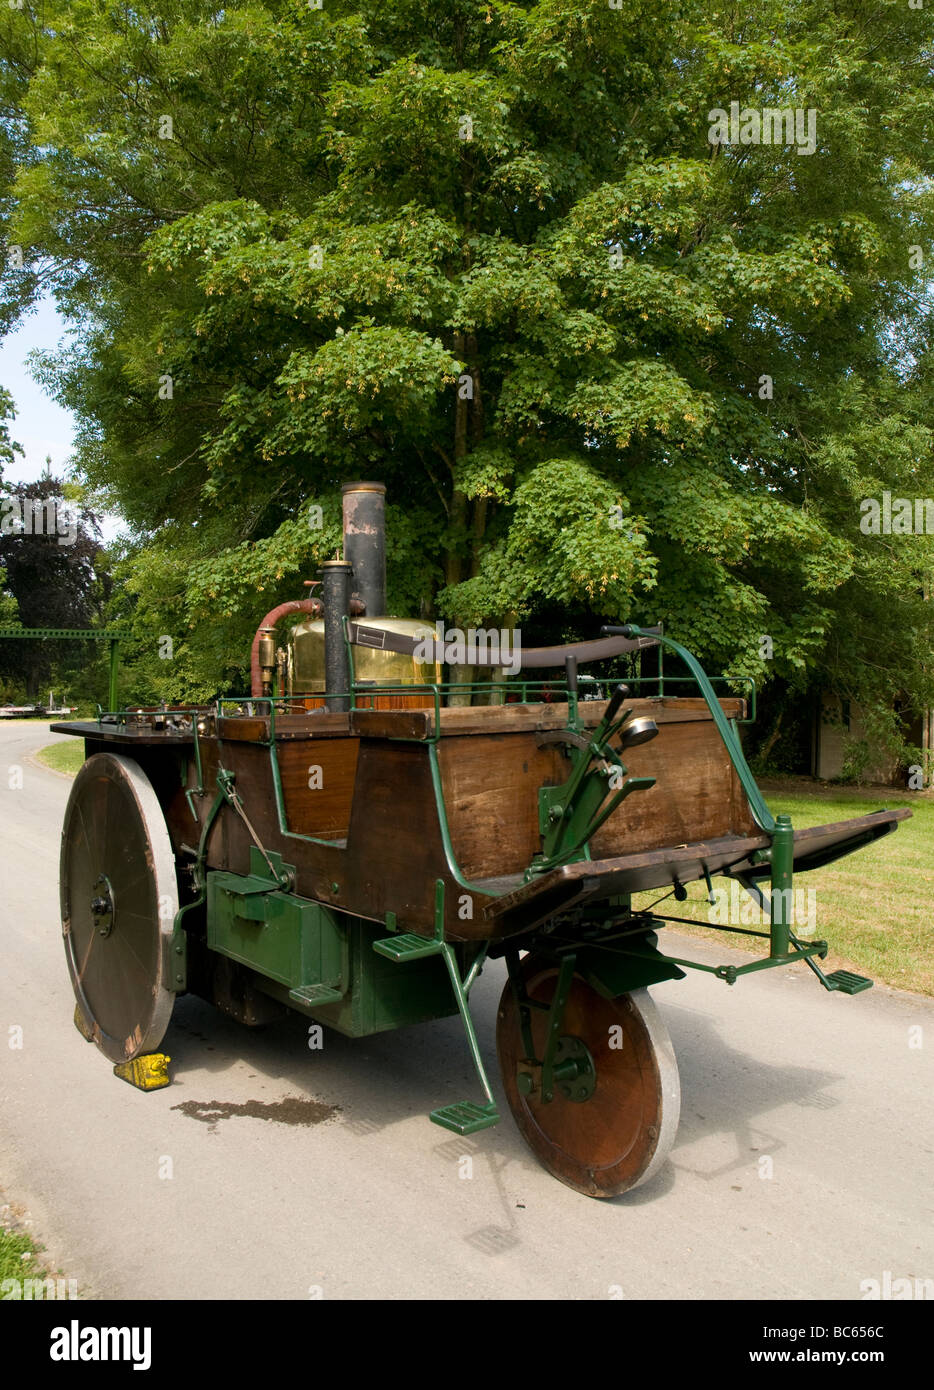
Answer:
[[496, 956, 680, 1197], [60, 752, 179, 1063]]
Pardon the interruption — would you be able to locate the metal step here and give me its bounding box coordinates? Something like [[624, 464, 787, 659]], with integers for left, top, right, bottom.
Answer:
[[373, 933, 442, 962], [824, 970, 873, 995], [288, 983, 343, 1007], [429, 1101, 500, 1135]]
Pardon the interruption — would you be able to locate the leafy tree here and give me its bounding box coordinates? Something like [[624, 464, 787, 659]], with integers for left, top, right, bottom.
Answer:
[[0, 475, 109, 693], [0, 1, 932, 763], [0, 566, 17, 627]]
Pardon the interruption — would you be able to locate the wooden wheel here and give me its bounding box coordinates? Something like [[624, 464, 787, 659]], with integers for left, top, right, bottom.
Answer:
[[496, 955, 680, 1197], [60, 753, 179, 1063]]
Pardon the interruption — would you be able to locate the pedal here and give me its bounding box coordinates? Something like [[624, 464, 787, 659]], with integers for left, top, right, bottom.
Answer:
[[288, 983, 343, 1007], [824, 970, 873, 995], [430, 1101, 500, 1135], [373, 933, 442, 962]]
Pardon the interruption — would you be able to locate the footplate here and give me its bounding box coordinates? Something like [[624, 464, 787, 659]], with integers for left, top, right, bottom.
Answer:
[[823, 969, 873, 995], [373, 933, 442, 962], [289, 983, 343, 1007], [430, 1101, 500, 1135]]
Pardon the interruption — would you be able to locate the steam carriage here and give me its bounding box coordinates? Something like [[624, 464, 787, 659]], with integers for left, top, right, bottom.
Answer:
[[54, 483, 908, 1197]]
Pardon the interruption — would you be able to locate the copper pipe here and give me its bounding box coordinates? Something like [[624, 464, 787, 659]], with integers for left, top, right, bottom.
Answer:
[[250, 595, 364, 696], [250, 599, 321, 697]]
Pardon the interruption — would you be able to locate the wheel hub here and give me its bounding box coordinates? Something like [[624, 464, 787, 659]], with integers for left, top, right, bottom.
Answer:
[[554, 1035, 596, 1102], [516, 1033, 596, 1102], [90, 874, 114, 938]]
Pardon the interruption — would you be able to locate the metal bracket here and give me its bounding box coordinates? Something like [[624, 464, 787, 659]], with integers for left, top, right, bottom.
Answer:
[[216, 768, 292, 888], [507, 949, 587, 1105]]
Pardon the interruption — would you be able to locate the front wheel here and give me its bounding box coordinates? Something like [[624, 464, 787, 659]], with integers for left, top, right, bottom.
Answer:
[[496, 957, 680, 1197], [60, 752, 180, 1063]]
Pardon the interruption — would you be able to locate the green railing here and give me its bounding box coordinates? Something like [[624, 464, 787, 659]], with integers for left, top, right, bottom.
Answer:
[[90, 658, 759, 889]]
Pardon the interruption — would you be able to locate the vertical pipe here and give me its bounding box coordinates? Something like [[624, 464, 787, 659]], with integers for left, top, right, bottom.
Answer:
[[320, 560, 353, 712], [342, 482, 386, 617], [565, 653, 579, 730], [108, 638, 119, 711], [769, 812, 794, 958]]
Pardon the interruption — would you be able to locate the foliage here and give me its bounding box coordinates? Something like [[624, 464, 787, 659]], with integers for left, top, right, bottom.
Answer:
[[0, 1, 932, 760], [0, 475, 110, 692]]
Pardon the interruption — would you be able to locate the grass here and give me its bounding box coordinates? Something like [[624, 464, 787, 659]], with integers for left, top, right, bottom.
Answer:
[[35, 740, 85, 777], [0, 1219, 76, 1298], [0, 1226, 46, 1284], [0, 1208, 79, 1298], [634, 778, 933, 996]]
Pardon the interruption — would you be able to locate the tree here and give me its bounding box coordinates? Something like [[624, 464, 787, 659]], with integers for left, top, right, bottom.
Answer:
[[0, 475, 109, 693], [0, 565, 17, 626], [1, 1, 933, 754]]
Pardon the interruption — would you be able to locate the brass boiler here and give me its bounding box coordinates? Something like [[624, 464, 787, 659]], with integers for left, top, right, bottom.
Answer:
[[289, 616, 442, 709]]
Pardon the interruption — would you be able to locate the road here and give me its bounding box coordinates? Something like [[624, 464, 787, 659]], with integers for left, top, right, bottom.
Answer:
[[0, 721, 931, 1300]]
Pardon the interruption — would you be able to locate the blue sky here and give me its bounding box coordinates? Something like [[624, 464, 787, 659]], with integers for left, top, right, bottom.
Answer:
[[0, 294, 122, 540], [0, 293, 77, 485]]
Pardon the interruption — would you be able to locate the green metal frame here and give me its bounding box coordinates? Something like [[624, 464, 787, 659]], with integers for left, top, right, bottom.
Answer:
[[0, 626, 131, 709], [613, 624, 801, 965]]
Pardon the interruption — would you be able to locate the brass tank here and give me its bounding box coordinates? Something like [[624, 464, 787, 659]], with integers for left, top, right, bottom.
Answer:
[[289, 616, 442, 709]]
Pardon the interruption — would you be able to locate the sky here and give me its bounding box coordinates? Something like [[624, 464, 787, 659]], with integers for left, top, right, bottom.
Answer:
[[0, 293, 121, 540], [0, 292, 77, 484]]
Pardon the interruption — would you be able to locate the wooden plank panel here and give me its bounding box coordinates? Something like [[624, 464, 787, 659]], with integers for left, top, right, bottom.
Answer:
[[278, 738, 359, 837], [591, 720, 740, 857], [343, 741, 448, 927], [440, 732, 562, 878], [350, 709, 432, 740], [439, 713, 756, 879]]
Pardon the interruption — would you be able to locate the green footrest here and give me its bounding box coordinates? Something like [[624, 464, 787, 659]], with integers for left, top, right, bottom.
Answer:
[[289, 983, 343, 1007], [824, 970, 873, 995], [429, 1101, 500, 1135], [373, 933, 442, 962]]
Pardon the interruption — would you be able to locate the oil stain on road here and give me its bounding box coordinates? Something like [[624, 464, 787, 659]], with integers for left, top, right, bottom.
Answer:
[[172, 1096, 340, 1132]]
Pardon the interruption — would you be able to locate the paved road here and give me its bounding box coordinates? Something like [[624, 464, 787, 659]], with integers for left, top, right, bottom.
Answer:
[[0, 722, 931, 1300]]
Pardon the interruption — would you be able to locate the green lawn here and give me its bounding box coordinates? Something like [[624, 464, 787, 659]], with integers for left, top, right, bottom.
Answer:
[[35, 740, 85, 777], [635, 780, 932, 996]]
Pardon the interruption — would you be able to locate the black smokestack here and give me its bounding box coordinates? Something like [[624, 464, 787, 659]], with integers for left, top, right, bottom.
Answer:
[[342, 482, 386, 617], [320, 559, 353, 712]]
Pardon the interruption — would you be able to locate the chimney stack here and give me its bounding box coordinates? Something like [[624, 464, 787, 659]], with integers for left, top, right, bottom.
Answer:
[[342, 482, 386, 618]]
